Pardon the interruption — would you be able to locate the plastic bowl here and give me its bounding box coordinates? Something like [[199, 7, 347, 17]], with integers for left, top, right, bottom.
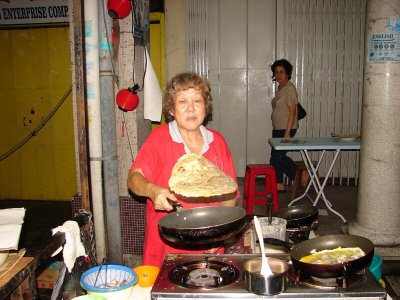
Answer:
[[0, 251, 9, 268], [80, 264, 137, 300], [133, 265, 160, 287], [368, 255, 383, 281]]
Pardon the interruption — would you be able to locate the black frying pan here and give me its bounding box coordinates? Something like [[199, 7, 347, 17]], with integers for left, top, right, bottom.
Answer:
[[274, 205, 318, 228], [290, 234, 374, 277], [158, 205, 247, 245]]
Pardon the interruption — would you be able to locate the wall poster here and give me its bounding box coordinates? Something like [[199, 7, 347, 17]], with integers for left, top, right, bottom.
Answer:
[[368, 17, 400, 62]]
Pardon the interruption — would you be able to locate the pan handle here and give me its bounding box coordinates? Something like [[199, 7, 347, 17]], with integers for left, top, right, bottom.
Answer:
[[256, 237, 293, 251], [167, 198, 183, 211], [267, 193, 273, 225]]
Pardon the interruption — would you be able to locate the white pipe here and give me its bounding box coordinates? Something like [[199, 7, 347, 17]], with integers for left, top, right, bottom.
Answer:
[[84, 0, 106, 261]]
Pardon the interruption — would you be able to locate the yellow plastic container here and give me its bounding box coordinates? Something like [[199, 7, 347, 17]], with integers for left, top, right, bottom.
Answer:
[[133, 265, 160, 287]]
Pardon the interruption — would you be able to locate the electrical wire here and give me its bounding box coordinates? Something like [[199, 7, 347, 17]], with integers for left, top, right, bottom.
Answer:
[[122, 112, 134, 162], [98, 0, 147, 163], [130, 1, 147, 91], [0, 86, 72, 162], [137, 44, 147, 92]]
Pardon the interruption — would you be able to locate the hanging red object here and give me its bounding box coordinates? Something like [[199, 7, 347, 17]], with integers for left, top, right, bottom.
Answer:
[[116, 84, 140, 111], [107, 0, 132, 19]]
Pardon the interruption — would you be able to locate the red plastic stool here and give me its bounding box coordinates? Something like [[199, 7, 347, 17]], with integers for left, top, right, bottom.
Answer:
[[243, 164, 279, 214]]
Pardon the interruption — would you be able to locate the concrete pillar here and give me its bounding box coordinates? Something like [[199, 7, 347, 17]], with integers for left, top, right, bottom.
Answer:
[[348, 0, 400, 249]]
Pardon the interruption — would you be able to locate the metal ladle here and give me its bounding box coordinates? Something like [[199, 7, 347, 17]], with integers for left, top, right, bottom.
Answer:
[[253, 216, 273, 276]]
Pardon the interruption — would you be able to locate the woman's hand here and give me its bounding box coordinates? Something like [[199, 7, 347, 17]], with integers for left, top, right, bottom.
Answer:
[[150, 186, 178, 211], [204, 247, 222, 254], [128, 168, 178, 211]]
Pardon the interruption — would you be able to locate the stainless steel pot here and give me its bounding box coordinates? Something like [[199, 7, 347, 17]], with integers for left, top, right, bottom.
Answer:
[[243, 257, 288, 295]]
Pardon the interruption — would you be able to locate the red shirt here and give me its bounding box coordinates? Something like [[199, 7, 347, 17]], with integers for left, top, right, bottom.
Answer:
[[131, 124, 238, 267]]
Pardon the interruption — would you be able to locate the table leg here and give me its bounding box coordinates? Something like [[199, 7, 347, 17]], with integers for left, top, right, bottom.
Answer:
[[311, 150, 340, 206], [289, 149, 347, 223], [311, 150, 347, 223], [303, 150, 332, 207], [288, 150, 325, 206]]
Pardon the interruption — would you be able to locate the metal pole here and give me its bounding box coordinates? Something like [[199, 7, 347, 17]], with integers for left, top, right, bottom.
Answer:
[[98, 0, 122, 263]]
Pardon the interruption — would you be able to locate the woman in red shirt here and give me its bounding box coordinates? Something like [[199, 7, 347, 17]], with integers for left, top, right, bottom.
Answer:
[[127, 73, 238, 267]]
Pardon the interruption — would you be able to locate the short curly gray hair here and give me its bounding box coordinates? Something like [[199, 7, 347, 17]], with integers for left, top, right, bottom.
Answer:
[[163, 72, 213, 122]]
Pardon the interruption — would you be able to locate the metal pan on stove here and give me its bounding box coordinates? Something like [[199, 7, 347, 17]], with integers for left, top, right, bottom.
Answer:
[[158, 203, 247, 245], [274, 205, 318, 228], [290, 234, 374, 277]]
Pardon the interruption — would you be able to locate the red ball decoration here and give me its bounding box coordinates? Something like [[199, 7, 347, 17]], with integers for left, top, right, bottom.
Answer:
[[107, 0, 132, 19], [116, 84, 140, 111]]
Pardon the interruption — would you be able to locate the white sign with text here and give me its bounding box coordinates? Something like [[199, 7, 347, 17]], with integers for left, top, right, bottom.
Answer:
[[0, 0, 68, 26]]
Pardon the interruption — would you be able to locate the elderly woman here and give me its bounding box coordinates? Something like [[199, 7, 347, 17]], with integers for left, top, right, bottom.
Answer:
[[270, 59, 298, 192], [128, 72, 238, 267]]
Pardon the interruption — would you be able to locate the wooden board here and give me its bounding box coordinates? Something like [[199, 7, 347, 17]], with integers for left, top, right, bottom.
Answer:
[[0, 257, 33, 288]]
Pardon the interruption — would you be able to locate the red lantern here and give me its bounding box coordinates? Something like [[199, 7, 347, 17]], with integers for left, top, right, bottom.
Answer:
[[107, 0, 132, 19], [116, 84, 140, 111]]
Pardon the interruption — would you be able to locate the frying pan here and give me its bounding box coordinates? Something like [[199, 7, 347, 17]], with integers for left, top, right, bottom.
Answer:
[[158, 204, 247, 245], [290, 234, 374, 277], [273, 205, 318, 228]]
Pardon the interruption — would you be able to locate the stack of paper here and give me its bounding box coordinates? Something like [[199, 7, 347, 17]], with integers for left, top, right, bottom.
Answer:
[[0, 208, 26, 250]]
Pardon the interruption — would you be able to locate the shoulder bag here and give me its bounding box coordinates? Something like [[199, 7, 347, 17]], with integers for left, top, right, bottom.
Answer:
[[297, 102, 307, 120]]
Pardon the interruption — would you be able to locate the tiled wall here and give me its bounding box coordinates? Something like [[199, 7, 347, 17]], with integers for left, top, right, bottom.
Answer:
[[72, 195, 146, 256]]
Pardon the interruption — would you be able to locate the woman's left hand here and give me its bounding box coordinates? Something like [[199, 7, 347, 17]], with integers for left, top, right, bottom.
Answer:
[[283, 131, 290, 139], [204, 247, 222, 254]]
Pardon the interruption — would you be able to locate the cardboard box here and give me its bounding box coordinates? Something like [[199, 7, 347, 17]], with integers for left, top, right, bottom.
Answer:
[[37, 261, 63, 289]]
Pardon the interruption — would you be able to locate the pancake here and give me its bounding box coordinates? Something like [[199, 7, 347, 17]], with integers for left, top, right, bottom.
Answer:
[[169, 153, 237, 202]]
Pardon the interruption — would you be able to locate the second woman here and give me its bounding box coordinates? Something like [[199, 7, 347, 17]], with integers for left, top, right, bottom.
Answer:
[[270, 59, 298, 192]]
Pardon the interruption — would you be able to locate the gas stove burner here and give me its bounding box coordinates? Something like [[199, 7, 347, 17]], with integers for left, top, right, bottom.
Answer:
[[168, 259, 240, 289], [291, 267, 366, 290]]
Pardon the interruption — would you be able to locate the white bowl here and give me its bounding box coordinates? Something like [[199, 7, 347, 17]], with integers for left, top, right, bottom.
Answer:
[[0, 251, 9, 268]]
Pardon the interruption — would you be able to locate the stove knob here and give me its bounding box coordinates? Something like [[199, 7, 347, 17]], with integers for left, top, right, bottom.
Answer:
[[182, 275, 189, 285], [173, 265, 186, 273], [226, 265, 236, 276], [214, 276, 223, 286]]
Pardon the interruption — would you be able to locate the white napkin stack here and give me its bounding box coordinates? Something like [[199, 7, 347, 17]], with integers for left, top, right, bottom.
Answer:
[[144, 48, 162, 122], [0, 208, 26, 251], [52, 220, 86, 273]]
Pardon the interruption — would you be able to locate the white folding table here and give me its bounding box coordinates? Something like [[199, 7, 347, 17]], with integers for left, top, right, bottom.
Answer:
[[268, 137, 360, 223]]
